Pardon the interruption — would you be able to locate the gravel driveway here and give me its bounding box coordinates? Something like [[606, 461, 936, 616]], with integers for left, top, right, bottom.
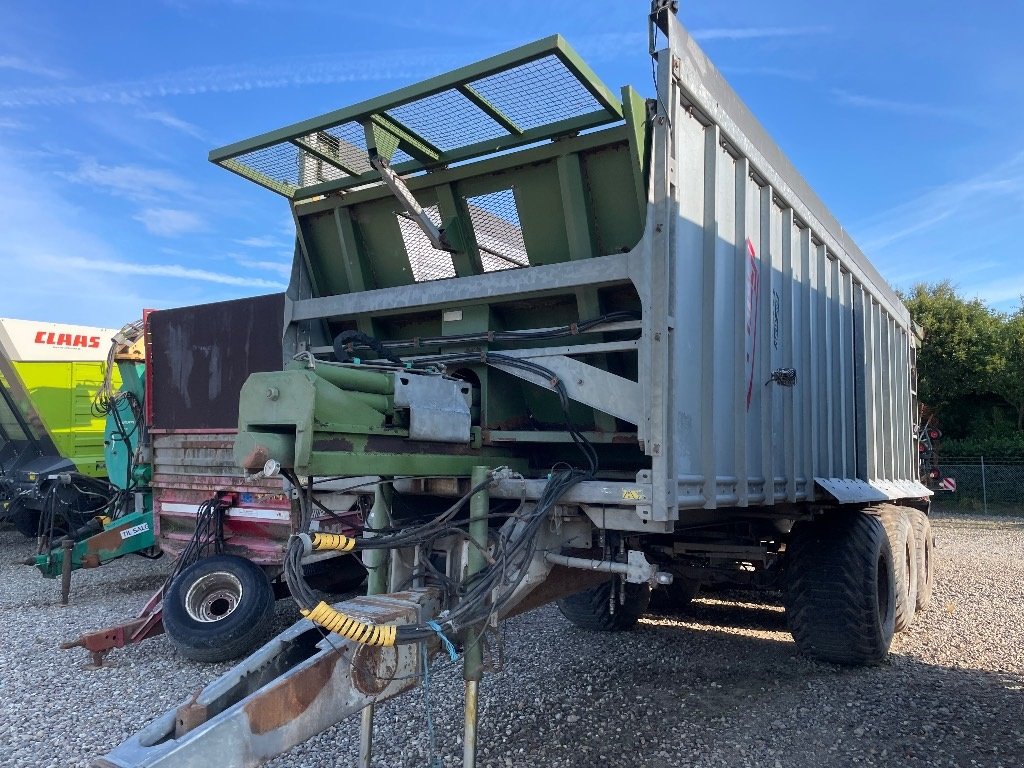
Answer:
[[1, 513, 1021, 768]]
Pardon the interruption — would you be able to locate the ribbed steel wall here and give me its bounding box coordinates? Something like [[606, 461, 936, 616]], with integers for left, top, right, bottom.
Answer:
[[661, 14, 923, 510]]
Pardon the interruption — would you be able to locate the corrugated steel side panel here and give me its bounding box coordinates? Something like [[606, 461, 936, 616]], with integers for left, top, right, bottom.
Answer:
[[660, 14, 926, 510], [153, 430, 365, 565], [152, 430, 294, 565]]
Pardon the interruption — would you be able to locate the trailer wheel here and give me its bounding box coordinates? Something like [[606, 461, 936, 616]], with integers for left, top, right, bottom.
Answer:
[[557, 578, 651, 631], [8, 499, 39, 539], [877, 506, 919, 632], [648, 575, 700, 613], [163, 554, 275, 663], [784, 512, 896, 665], [907, 509, 935, 612]]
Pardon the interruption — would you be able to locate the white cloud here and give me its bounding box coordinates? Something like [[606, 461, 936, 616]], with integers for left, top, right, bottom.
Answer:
[[856, 152, 1024, 253], [832, 89, 981, 124], [136, 109, 206, 140], [0, 50, 462, 108], [63, 158, 192, 201], [134, 207, 206, 236], [235, 235, 287, 248], [41, 255, 285, 289], [232, 257, 291, 276], [0, 55, 65, 79], [693, 26, 831, 41], [0, 146, 282, 324]]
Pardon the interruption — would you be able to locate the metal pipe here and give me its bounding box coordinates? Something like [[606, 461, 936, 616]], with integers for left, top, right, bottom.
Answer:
[[544, 552, 631, 576], [60, 539, 74, 605], [463, 465, 489, 768], [981, 455, 988, 514], [307, 362, 394, 396], [359, 482, 393, 768]]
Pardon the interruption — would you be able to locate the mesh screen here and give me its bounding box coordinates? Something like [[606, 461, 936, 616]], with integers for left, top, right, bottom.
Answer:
[[397, 206, 457, 282], [387, 89, 507, 151], [216, 46, 619, 197], [468, 55, 602, 131], [466, 190, 528, 271], [230, 143, 302, 190]]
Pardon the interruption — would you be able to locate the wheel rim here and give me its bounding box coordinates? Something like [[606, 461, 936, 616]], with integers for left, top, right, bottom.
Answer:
[[184, 571, 243, 623]]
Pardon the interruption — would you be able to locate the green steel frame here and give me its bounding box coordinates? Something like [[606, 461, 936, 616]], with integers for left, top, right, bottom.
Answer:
[[209, 36, 624, 201]]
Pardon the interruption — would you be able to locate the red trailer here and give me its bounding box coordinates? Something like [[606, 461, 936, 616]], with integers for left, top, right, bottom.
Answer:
[[65, 293, 365, 665]]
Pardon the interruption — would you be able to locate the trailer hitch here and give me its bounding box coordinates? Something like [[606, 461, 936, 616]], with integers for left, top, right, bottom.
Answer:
[[94, 588, 440, 768]]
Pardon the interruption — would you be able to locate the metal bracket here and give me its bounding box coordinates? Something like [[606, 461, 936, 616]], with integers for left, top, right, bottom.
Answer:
[[369, 154, 454, 252], [489, 353, 642, 426]]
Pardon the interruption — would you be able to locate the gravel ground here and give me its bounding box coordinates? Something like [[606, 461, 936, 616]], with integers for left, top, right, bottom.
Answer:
[[1, 513, 1022, 768]]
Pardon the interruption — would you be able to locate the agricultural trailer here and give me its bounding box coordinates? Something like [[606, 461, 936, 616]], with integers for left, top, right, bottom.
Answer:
[[98, 4, 936, 767]]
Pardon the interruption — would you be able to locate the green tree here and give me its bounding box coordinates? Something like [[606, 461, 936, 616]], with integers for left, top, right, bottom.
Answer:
[[901, 281, 1000, 414], [990, 302, 1024, 430]]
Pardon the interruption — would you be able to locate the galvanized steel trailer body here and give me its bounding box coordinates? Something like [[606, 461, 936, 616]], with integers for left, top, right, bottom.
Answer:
[[100, 4, 930, 766]]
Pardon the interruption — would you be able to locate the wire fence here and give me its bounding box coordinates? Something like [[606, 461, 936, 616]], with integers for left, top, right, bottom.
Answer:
[[931, 457, 1024, 514]]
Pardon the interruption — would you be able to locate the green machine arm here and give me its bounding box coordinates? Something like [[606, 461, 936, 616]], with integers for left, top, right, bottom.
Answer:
[[29, 321, 156, 588]]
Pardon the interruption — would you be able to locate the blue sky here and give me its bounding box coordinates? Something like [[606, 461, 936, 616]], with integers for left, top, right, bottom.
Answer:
[[1, 0, 1021, 327]]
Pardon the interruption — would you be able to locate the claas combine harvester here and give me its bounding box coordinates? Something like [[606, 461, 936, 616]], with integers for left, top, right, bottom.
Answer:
[[97, 4, 936, 767]]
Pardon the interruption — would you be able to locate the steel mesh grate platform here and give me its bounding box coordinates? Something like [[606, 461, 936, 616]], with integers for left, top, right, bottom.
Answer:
[[211, 36, 623, 200]]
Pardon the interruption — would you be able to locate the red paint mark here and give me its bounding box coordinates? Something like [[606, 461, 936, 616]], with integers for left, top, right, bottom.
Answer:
[[745, 238, 761, 410]]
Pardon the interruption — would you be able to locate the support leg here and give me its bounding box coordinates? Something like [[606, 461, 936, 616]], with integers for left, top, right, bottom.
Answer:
[[60, 539, 74, 605], [464, 466, 489, 768], [359, 482, 393, 768]]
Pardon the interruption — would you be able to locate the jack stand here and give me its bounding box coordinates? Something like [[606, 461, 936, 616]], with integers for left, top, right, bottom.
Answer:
[[60, 539, 73, 605], [359, 482, 393, 768], [463, 466, 489, 768]]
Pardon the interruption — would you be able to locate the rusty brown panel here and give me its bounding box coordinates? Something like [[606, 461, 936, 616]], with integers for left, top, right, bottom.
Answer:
[[174, 696, 209, 738], [149, 293, 285, 430], [351, 645, 400, 696], [245, 648, 344, 735], [84, 527, 133, 555]]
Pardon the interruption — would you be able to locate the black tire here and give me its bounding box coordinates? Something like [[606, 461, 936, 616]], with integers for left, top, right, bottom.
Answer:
[[648, 575, 700, 613], [784, 512, 896, 665], [8, 499, 40, 539], [877, 506, 919, 632], [163, 554, 276, 663], [907, 509, 935, 612], [557, 578, 651, 631], [303, 555, 367, 595]]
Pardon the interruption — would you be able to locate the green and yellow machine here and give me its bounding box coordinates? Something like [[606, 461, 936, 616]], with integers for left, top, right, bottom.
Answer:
[[0, 317, 120, 535], [0, 317, 157, 588], [25, 321, 157, 587]]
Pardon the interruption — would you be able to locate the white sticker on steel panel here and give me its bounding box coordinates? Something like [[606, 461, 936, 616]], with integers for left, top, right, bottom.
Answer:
[[119, 523, 150, 540]]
